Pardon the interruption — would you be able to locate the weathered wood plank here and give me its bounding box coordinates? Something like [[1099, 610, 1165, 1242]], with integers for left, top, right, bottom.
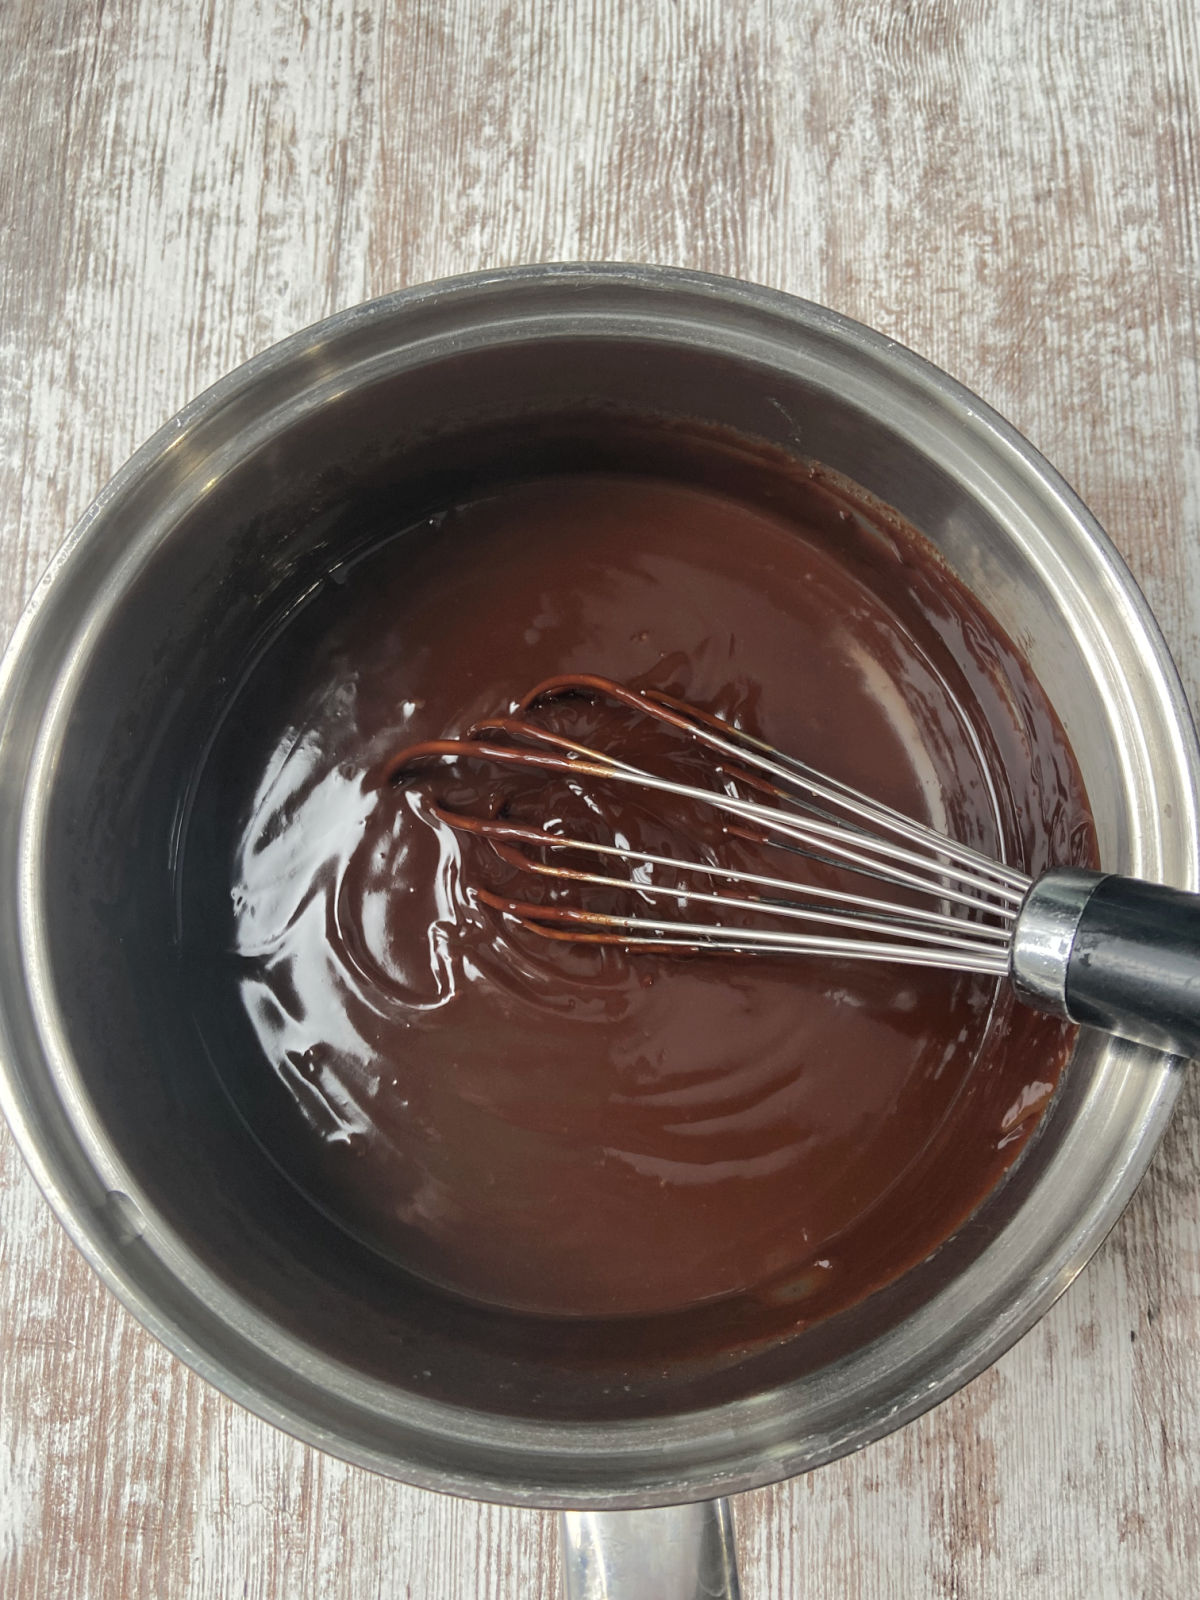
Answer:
[[1, 1, 1197, 1595]]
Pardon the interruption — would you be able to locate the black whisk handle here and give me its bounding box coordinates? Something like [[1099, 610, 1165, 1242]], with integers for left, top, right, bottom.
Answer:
[[1012, 867, 1200, 1059]]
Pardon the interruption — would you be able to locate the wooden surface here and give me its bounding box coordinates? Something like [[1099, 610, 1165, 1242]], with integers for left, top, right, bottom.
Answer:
[[2, 1, 1199, 1595]]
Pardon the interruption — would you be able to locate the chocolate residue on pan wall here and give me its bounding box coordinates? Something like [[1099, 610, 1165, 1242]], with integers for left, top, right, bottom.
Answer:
[[183, 416, 1096, 1344]]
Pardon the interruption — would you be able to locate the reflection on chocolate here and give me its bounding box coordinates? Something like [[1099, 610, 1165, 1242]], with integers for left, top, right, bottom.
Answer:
[[187, 428, 1095, 1326]]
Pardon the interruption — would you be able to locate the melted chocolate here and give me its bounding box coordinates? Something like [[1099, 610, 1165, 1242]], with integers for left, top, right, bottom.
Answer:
[[187, 433, 1095, 1328]]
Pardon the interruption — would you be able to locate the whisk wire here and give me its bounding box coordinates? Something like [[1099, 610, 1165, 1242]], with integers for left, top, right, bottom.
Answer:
[[386, 675, 1032, 974], [518, 674, 1029, 895], [433, 807, 1014, 945]]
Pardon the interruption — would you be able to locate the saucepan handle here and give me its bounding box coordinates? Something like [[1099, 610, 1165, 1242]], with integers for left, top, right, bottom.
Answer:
[[559, 1499, 741, 1599]]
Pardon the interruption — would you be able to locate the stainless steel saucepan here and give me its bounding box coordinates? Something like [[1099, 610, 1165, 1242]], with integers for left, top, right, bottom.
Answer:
[[0, 266, 1195, 1599]]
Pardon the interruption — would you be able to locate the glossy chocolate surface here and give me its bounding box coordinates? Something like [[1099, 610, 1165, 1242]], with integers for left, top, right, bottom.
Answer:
[[186, 428, 1094, 1327]]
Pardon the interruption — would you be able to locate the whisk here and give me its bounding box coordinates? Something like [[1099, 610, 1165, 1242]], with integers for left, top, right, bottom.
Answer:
[[385, 674, 1200, 1059]]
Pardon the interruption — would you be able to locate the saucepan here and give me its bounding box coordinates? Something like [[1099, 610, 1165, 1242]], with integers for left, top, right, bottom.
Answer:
[[0, 266, 1195, 1599]]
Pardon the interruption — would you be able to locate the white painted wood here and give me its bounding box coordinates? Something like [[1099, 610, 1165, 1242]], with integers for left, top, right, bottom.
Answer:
[[1, 0, 1197, 1594]]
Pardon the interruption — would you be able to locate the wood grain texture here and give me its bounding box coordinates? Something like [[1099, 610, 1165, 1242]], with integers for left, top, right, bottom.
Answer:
[[2, 0, 1198, 1594]]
